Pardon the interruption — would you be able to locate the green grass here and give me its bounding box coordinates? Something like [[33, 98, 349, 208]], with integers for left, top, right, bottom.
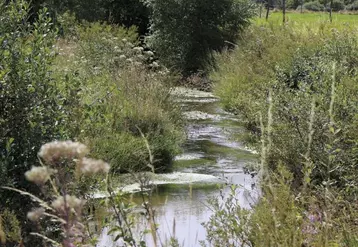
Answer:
[[255, 12, 358, 26]]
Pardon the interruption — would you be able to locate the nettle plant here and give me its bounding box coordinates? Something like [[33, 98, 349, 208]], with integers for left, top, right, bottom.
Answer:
[[4, 141, 110, 247]]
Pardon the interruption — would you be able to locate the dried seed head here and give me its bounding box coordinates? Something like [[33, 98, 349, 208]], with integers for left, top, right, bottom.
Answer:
[[146, 51, 154, 57], [51, 195, 85, 214], [78, 158, 110, 175], [27, 208, 45, 222], [38, 141, 89, 163], [25, 166, 55, 185]]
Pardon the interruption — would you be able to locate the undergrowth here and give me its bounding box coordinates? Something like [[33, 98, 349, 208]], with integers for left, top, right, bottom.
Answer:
[[208, 19, 358, 246]]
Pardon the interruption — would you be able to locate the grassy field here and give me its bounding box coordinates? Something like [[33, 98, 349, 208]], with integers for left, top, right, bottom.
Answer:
[[255, 11, 358, 26]]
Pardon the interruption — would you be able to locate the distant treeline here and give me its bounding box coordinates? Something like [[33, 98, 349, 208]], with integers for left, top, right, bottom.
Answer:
[[24, 0, 149, 35]]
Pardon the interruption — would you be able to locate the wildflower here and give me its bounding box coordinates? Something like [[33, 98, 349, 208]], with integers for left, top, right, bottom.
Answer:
[[27, 208, 45, 222], [52, 195, 85, 214], [151, 62, 159, 68], [146, 51, 154, 57], [119, 55, 126, 60], [137, 54, 145, 60], [122, 38, 127, 43], [25, 166, 55, 185], [78, 158, 110, 175], [38, 141, 89, 163], [133, 46, 144, 53]]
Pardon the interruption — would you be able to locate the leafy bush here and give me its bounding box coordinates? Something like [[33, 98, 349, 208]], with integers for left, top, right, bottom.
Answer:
[[302, 1, 325, 11], [0, 1, 82, 243], [205, 166, 358, 246], [55, 22, 184, 173], [346, 0, 358, 10], [147, 0, 255, 76], [212, 23, 358, 193], [287, 0, 302, 9], [28, 0, 150, 35], [0, 0, 58, 215], [0, 209, 21, 245], [327, 0, 346, 11]]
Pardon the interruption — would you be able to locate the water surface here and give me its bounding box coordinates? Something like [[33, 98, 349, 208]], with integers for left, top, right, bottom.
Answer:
[[97, 87, 258, 247]]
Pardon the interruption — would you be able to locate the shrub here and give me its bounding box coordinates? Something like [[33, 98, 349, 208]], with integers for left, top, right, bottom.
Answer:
[[327, 0, 346, 11], [0, 209, 21, 245], [55, 22, 184, 173], [0, 0, 73, 236], [346, 0, 358, 10], [28, 0, 150, 36], [204, 166, 358, 246], [302, 1, 325, 11], [287, 0, 302, 9], [212, 23, 358, 193], [146, 0, 255, 76]]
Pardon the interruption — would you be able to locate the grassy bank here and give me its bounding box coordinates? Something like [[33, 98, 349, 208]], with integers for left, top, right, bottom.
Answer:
[[209, 17, 358, 246], [53, 20, 185, 173]]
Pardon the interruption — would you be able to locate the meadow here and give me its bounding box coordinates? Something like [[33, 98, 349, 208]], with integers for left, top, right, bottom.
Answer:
[[256, 11, 358, 25]]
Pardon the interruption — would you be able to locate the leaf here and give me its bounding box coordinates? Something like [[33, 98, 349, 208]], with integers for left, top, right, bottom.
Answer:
[[30, 233, 60, 246], [5, 138, 14, 153]]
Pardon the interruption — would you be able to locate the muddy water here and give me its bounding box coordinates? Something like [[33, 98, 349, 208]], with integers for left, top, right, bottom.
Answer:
[[97, 88, 258, 247]]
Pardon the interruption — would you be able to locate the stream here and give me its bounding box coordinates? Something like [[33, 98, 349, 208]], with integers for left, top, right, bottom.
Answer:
[[97, 87, 258, 247]]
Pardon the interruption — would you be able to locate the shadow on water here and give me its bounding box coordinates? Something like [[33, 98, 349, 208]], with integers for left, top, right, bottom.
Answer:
[[97, 87, 259, 247]]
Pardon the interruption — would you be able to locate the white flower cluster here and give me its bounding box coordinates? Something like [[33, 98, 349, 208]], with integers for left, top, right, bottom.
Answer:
[[133, 46, 144, 53], [39, 141, 89, 163], [26, 141, 111, 187], [52, 195, 85, 214], [78, 157, 110, 175], [27, 208, 45, 222], [25, 166, 56, 185]]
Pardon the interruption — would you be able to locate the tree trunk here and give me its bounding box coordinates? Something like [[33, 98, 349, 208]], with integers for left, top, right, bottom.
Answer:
[[301, 0, 304, 13], [283, 0, 286, 23], [329, 0, 333, 22], [266, 0, 270, 20]]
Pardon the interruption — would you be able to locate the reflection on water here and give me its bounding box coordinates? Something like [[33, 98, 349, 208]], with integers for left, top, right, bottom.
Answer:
[[98, 181, 257, 247], [97, 88, 258, 247]]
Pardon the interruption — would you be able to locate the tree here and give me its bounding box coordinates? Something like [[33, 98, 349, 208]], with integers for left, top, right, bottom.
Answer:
[[0, 1, 70, 242], [26, 0, 151, 36], [146, 0, 255, 76]]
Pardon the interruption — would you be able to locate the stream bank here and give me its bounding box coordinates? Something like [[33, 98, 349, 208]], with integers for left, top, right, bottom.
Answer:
[[97, 87, 258, 247]]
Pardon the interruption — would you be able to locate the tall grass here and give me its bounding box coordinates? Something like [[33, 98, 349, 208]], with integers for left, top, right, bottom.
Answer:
[[53, 20, 184, 173], [207, 19, 358, 246]]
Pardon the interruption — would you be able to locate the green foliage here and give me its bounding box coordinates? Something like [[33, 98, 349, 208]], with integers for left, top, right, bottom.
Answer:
[[203, 185, 252, 246], [55, 22, 184, 173], [287, 0, 302, 9], [0, 0, 70, 226], [27, 0, 150, 35], [302, 1, 325, 11], [346, 0, 358, 10], [212, 23, 358, 193], [327, 0, 346, 10], [146, 0, 255, 76], [0, 209, 21, 245], [204, 166, 358, 246]]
